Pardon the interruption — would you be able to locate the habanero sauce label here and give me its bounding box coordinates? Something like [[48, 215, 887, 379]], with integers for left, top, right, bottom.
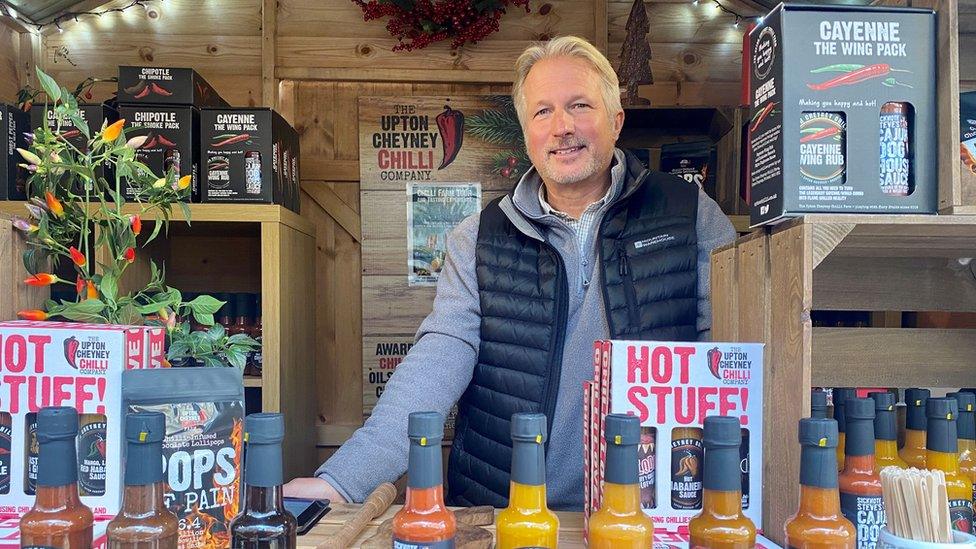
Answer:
[[78, 414, 107, 496], [393, 539, 456, 548], [839, 492, 885, 548], [950, 499, 975, 534], [670, 436, 703, 510], [129, 400, 244, 549]]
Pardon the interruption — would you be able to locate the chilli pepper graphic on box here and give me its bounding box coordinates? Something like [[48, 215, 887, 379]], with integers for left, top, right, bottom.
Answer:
[[0, 321, 165, 525], [587, 340, 764, 533]]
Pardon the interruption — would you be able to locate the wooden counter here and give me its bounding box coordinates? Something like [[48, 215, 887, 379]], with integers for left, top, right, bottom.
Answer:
[[297, 503, 587, 548]]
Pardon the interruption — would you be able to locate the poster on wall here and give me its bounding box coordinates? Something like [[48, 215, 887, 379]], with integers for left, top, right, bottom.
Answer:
[[406, 183, 481, 286]]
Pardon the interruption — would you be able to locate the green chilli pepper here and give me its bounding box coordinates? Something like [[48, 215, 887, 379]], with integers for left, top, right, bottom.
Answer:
[[810, 63, 864, 74]]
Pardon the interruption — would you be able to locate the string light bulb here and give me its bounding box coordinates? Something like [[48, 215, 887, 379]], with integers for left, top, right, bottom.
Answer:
[[26, 0, 155, 32]]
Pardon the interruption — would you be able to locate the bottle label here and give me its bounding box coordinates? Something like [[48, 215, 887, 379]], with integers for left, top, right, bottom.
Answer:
[[879, 102, 911, 196], [393, 539, 455, 549], [671, 436, 703, 509], [950, 499, 975, 534], [740, 428, 750, 510], [0, 417, 10, 494], [638, 426, 655, 510], [840, 492, 885, 547], [78, 415, 107, 497]]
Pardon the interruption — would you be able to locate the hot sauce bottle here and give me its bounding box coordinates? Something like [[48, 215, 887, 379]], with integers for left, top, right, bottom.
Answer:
[[107, 412, 179, 548], [926, 398, 974, 533], [19, 406, 94, 548], [948, 391, 976, 506], [392, 411, 456, 548], [838, 398, 884, 547], [688, 416, 756, 548], [832, 388, 856, 472], [784, 417, 856, 548], [230, 413, 297, 548], [496, 413, 558, 549], [900, 388, 930, 468], [867, 391, 909, 472], [587, 413, 654, 548], [811, 390, 828, 419]]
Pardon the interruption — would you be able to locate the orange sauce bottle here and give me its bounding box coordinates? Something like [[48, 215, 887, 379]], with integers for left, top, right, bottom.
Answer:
[[832, 388, 856, 472], [926, 398, 974, 533], [392, 411, 456, 547], [867, 391, 908, 472], [588, 414, 654, 548], [948, 391, 976, 507], [784, 417, 855, 548], [688, 415, 756, 548], [838, 397, 884, 547], [20, 406, 94, 548], [496, 413, 558, 549], [899, 388, 930, 469]]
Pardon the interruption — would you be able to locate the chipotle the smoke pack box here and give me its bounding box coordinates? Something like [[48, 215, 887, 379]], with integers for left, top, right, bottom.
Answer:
[[117, 66, 228, 108], [748, 4, 936, 226], [584, 340, 764, 534], [0, 321, 166, 520], [0, 105, 29, 201], [201, 107, 300, 212], [30, 104, 119, 195], [118, 104, 200, 202]]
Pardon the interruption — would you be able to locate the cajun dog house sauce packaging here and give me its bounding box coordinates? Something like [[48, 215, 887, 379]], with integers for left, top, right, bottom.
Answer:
[[0, 321, 165, 525], [117, 104, 200, 202], [123, 367, 245, 549], [201, 107, 300, 212], [117, 67, 228, 108], [29, 104, 120, 198], [748, 4, 936, 226], [0, 104, 29, 201], [585, 340, 764, 535]]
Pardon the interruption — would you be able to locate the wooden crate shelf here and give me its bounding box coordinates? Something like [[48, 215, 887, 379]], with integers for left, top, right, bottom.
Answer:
[[711, 213, 976, 545], [0, 201, 316, 479]]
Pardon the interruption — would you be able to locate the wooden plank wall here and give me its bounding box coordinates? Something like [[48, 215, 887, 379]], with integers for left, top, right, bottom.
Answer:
[[961, 0, 976, 91], [0, 24, 22, 101]]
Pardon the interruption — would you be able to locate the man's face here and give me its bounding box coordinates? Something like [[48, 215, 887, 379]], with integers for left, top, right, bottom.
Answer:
[[521, 56, 623, 188]]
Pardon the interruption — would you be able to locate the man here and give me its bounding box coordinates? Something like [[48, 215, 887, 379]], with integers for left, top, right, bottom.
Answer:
[[285, 36, 736, 510]]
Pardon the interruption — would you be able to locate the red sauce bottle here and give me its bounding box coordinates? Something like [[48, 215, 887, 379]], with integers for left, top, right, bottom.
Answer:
[[392, 412, 456, 547], [838, 397, 884, 547]]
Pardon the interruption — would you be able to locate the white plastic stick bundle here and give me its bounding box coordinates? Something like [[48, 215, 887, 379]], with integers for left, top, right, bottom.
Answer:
[[880, 466, 952, 543]]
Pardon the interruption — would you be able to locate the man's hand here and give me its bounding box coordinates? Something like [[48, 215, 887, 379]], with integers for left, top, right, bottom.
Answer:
[[283, 477, 348, 503]]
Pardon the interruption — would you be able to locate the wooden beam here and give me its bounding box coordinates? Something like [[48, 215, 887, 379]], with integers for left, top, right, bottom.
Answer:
[[19, 31, 41, 88], [301, 181, 362, 242], [594, 0, 608, 54], [276, 66, 513, 84], [262, 0, 277, 109], [937, 0, 962, 210]]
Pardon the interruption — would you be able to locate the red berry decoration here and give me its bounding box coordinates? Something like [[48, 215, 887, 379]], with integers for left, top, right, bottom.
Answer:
[[501, 167, 512, 177], [507, 156, 518, 167]]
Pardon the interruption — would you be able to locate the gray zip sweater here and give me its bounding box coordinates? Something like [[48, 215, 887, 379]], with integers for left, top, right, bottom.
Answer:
[[316, 148, 737, 510]]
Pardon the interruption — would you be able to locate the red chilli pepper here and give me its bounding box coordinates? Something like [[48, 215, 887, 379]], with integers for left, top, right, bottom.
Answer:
[[435, 105, 464, 170], [17, 309, 48, 321], [807, 63, 890, 91], [799, 126, 841, 143], [212, 134, 250, 147], [69, 246, 87, 267], [750, 102, 776, 133], [157, 134, 176, 148], [150, 82, 173, 96], [134, 85, 151, 99]]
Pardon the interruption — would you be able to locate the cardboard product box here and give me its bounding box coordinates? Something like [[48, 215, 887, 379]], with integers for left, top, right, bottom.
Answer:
[[584, 340, 764, 534], [201, 107, 300, 210], [961, 92, 976, 177], [117, 66, 228, 108], [748, 5, 937, 226], [118, 104, 200, 202], [0, 105, 29, 201], [0, 321, 166, 521], [29, 104, 120, 197]]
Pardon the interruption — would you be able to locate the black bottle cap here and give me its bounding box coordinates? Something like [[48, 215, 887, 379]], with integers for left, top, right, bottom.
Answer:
[[703, 416, 741, 492], [124, 412, 166, 486], [604, 414, 639, 485], [799, 418, 839, 489], [510, 413, 546, 486], [246, 412, 284, 444], [125, 411, 165, 444], [511, 412, 546, 444], [37, 406, 78, 487], [406, 411, 444, 490], [408, 411, 444, 444], [604, 414, 640, 445], [811, 390, 828, 419], [869, 391, 898, 441], [906, 388, 931, 431], [244, 412, 285, 488], [833, 388, 856, 433], [37, 406, 78, 443], [926, 397, 959, 454], [949, 392, 976, 441], [703, 415, 740, 448], [844, 398, 875, 457]]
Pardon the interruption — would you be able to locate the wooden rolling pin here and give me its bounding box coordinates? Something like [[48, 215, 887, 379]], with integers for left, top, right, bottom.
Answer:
[[316, 482, 398, 549]]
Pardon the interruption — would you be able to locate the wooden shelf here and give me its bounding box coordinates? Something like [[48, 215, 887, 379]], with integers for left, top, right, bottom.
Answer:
[[621, 105, 733, 141], [0, 201, 314, 237], [728, 215, 750, 234]]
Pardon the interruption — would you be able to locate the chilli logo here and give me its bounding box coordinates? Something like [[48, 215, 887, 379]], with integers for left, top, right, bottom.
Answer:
[[707, 347, 722, 380]]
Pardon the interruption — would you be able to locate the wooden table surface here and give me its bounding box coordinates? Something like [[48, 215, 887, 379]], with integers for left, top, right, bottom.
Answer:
[[297, 503, 588, 548]]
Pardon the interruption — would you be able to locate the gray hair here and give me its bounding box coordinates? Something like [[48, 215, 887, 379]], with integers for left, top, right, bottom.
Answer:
[[512, 36, 623, 128]]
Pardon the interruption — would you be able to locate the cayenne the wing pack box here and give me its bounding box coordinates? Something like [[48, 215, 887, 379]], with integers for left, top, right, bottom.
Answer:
[[0, 321, 165, 520], [117, 66, 228, 108], [584, 340, 764, 534], [201, 107, 300, 212], [118, 104, 200, 202], [29, 104, 120, 197], [123, 367, 245, 549], [748, 4, 936, 226], [0, 105, 29, 201]]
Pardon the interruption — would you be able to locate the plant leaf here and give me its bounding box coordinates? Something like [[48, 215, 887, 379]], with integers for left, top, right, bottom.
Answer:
[[100, 272, 118, 302], [224, 348, 246, 370], [36, 69, 61, 103], [201, 356, 225, 368], [192, 311, 215, 327], [207, 323, 225, 340], [188, 294, 224, 315], [58, 299, 107, 322]]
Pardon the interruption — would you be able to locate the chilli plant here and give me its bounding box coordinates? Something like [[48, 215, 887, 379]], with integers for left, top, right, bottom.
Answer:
[[13, 68, 257, 370]]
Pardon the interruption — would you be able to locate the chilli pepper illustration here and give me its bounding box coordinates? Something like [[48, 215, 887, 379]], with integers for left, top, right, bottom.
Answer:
[[141, 134, 158, 149], [749, 101, 777, 133], [435, 105, 464, 170], [674, 454, 699, 477], [799, 126, 841, 143], [58, 129, 81, 140], [707, 346, 722, 380], [807, 63, 905, 91], [124, 80, 148, 95], [150, 82, 173, 96], [954, 516, 972, 535], [212, 133, 251, 147], [810, 63, 865, 74], [961, 144, 976, 174], [64, 336, 80, 369], [157, 134, 176, 148], [88, 437, 106, 459], [134, 85, 151, 99]]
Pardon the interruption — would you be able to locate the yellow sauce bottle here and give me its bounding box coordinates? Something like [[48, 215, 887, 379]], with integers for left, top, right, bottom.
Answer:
[[832, 388, 856, 472], [927, 397, 975, 533], [867, 391, 908, 473], [900, 388, 930, 469], [688, 415, 756, 548], [496, 413, 558, 549], [948, 391, 976, 508], [588, 414, 654, 548]]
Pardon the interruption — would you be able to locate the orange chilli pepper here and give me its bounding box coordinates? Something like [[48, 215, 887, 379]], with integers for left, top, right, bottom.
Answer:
[[69, 246, 86, 267], [24, 273, 59, 286], [45, 191, 64, 218], [130, 214, 142, 236], [86, 280, 98, 300], [102, 118, 126, 142], [17, 310, 48, 321]]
